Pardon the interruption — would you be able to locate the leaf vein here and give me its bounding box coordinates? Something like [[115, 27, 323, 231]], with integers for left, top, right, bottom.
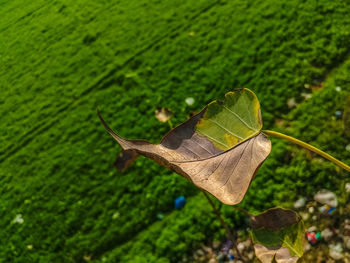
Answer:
[[222, 104, 256, 131], [221, 141, 250, 187], [207, 118, 244, 140]]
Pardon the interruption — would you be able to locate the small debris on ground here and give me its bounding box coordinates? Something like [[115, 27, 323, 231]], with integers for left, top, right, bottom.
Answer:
[[155, 107, 173, 122], [346, 183, 350, 193], [346, 144, 350, 152], [185, 97, 195, 106], [321, 228, 333, 241], [329, 243, 343, 260], [12, 214, 24, 224], [287, 98, 297, 108], [301, 92, 312, 100], [314, 189, 338, 207], [174, 196, 186, 209], [335, 111, 343, 120], [294, 197, 306, 209]]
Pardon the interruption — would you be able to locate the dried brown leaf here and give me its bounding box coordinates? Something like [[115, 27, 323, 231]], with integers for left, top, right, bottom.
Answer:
[[98, 89, 271, 205], [98, 108, 271, 205]]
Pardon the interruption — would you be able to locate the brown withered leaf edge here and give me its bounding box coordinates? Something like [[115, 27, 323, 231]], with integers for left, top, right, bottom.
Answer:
[[251, 208, 299, 231]]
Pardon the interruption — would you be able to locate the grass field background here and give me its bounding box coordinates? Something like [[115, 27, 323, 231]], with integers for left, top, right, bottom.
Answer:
[[1, 0, 350, 262]]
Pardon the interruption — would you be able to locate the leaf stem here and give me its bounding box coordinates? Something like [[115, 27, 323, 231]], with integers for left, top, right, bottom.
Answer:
[[263, 130, 350, 172], [232, 206, 252, 217], [202, 191, 243, 260]]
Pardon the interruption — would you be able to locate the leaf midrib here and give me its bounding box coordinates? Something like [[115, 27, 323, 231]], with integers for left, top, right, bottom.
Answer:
[[207, 118, 244, 140]]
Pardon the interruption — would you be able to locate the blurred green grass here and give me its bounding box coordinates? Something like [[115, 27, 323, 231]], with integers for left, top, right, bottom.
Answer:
[[1, 0, 349, 262]]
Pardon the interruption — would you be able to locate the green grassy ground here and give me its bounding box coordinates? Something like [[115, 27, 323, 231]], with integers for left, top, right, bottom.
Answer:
[[1, 0, 349, 262]]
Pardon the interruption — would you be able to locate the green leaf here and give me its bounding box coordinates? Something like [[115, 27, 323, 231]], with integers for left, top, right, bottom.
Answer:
[[195, 88, 262, 150], [250, 208, 305, 263]]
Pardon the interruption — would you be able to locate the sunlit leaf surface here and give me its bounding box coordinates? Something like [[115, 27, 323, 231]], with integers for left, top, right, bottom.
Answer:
[[196, 88, 262, 150]]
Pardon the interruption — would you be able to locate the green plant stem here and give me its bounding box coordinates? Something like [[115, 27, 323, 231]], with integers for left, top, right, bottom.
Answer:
[[263, 130, 350, 172], [232, 206, 252, 217], [167, 119, 173, 129], [202, 191, 243, 260]]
